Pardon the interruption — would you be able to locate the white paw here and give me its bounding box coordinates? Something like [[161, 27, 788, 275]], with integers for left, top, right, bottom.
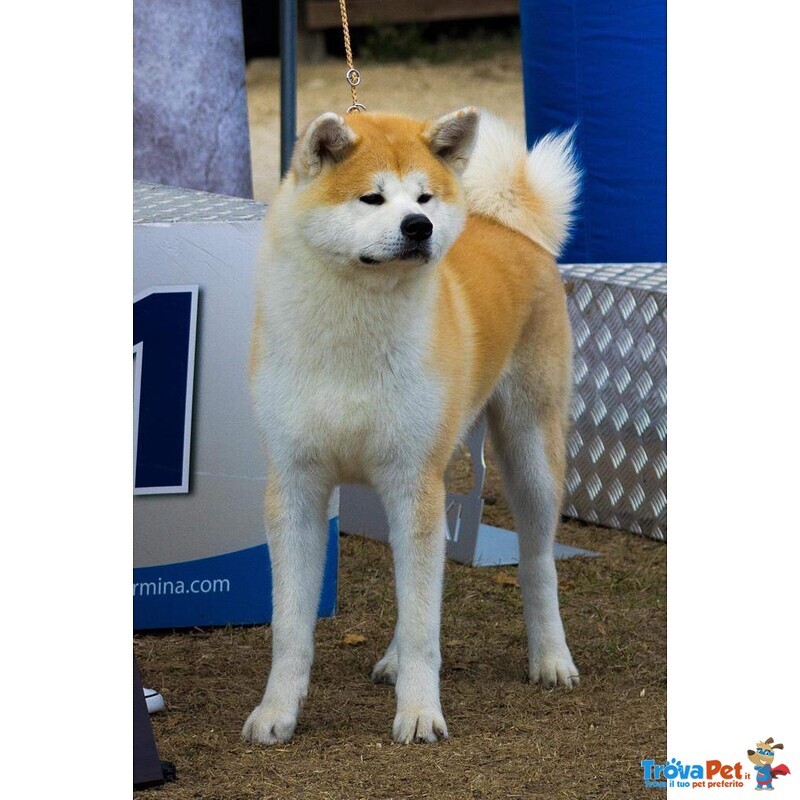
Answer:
[[241, 702, 300, 745], [529, 647, 579, 690], [372, 650, 398, 685], [392, 707, 448, 744]]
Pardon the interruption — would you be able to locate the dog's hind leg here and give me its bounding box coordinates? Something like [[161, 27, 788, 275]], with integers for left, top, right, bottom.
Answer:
[[372, 634, 398, 685], [242, 469, 331, 745], [487, 361, 579, 689]]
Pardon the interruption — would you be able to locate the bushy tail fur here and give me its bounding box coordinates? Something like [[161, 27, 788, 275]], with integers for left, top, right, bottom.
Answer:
[[462, 112, 580, 258]]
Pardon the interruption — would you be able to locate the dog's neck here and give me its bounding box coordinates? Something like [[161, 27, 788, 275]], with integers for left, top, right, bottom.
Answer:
[[259, 233, 442, 373]]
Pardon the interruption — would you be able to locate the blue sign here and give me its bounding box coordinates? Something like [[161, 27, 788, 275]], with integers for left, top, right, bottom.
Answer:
[[133, 518, 339, 630], [133, 286, 198, 494]]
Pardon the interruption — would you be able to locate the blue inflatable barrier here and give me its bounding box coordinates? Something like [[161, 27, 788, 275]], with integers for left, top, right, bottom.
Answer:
[[520, 0, 666, 264]]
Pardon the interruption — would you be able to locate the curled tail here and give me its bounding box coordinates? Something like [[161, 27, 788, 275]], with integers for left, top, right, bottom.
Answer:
[[462, 111, 580, 258]]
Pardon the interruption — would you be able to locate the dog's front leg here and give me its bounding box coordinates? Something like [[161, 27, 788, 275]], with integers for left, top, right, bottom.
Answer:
[[242, 470, 330, 745], [380, 476, 448, 744]]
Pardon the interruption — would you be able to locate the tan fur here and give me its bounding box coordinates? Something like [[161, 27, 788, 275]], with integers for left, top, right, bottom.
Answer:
[[301, 114, 462, 206], [419, 213, 572, 491]]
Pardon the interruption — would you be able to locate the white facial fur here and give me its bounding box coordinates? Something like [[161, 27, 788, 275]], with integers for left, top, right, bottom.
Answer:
[[298, 170, 467, 274]]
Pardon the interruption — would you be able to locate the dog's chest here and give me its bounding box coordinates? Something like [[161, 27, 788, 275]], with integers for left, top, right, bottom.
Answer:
[[253, 287, 444, 474]]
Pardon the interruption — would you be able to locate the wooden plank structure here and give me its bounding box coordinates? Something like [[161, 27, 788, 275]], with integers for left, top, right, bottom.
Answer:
[[304, 0, 519, 30]]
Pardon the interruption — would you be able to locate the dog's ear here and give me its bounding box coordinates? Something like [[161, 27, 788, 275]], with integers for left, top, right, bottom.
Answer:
[[422, 107, 480, 175], [292, 113, 357, 178], [773, 743, 784, 750]]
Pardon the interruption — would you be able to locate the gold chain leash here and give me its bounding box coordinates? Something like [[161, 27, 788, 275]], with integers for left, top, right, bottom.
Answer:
[[338, 0, 365, 112]]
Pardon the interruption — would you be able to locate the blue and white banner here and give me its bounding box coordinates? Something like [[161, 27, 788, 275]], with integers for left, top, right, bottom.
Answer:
[[133, 518, 339, 630], [133, 189, 339, 631]]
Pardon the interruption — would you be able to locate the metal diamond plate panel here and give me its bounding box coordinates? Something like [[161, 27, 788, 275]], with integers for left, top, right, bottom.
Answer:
[[133, 181, 266, 225], [560, 263, 667, 540]]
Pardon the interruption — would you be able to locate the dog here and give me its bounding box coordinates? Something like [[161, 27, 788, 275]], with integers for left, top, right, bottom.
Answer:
[[243, 107, 580, 745]]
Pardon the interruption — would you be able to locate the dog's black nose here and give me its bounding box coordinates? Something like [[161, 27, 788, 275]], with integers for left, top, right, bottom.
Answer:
[[400, 213, 433, 242]]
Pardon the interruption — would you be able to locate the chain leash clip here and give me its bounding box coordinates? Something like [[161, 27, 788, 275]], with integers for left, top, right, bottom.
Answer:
[[338, 0, 364, 112]]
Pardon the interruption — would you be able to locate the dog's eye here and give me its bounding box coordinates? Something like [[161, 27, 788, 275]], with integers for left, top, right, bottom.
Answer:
[[359, 194, 385, 205], [418, 193, 433, 204]]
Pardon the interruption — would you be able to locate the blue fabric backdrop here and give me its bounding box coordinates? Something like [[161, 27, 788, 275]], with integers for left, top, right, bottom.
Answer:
[[520, 0, 666, 264]]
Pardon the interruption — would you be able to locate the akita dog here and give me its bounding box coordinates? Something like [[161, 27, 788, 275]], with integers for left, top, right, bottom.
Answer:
[[243, 107, 580, 745]]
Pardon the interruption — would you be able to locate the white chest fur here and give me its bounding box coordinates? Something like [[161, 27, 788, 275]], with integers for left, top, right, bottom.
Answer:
[[251, 247, 446, 483]]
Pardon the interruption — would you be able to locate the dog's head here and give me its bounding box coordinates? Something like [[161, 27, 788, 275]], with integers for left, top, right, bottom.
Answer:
[[281, 108, 479, 275], [747, 738, 783, 766]]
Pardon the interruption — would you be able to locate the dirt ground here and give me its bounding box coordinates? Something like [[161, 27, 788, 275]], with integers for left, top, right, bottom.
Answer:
[[136, 451, 666, 800], [134, 52, 666, 799]]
